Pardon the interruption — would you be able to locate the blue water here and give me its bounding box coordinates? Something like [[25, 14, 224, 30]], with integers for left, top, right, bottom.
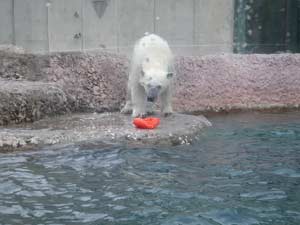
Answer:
[[0, 112, 300, 225]]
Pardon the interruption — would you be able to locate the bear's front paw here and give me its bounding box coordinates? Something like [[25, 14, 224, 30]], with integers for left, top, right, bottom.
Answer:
[[121, 102, 132, 114], [132, 109, 147, 118], [121, 107, 132, 114], [162, 106, 173, 117], [163, 112, 173, 117]]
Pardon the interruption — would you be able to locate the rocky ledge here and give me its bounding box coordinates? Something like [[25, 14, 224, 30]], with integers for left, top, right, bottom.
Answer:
[[0, 113, 211, 152], [2, 50, 300, 126]]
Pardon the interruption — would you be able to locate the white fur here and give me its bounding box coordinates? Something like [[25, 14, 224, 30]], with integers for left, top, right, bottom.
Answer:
[[121, 34, 174, 117]]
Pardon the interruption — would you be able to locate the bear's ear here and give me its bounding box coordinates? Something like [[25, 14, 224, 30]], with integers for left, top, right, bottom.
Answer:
[[166, 72, 173, 79]]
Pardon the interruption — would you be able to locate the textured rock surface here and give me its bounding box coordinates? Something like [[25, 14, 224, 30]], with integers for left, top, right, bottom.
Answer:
[[174, 54, 300, 112], [1, 49, 300, 126], [0, 80, 73, 125], [1, 50, 299, 151], [0, 113, 211, 152], [0, 51, 129, 125], [44, 52, 129, 112]]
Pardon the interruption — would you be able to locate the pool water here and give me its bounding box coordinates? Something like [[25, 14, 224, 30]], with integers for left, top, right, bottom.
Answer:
[[0, 112, 300, 225]]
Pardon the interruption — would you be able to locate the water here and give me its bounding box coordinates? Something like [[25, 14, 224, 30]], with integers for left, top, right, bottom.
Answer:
[[0, 112, 300, 225]]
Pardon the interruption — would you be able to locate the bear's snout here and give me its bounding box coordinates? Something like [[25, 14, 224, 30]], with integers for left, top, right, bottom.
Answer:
[[147, 96, 155, 102], [147, 86, 160, 102]]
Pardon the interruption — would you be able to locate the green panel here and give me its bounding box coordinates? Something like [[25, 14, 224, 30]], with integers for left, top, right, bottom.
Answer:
[[233, 0, 247, 53], [296, 0, 300, 51], [234, 0, 300, 53]]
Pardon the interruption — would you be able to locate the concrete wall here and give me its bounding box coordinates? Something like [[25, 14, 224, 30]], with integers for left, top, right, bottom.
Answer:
[[14, 0, 49, 52], [0, 0, 235, 55], [0, 0, 14, 45]]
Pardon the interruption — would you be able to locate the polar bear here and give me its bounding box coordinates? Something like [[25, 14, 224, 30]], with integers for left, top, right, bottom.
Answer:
[[121, 34, 174, 118]]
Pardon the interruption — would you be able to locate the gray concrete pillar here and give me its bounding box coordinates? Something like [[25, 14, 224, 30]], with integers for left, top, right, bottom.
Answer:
[[194, 0, 235, 54], [117, 0, 155, 54], [0, 0, 14, 45], [47, 0, 83, 52], [83, 0, 118, 52], [14, 0, 48, 53], [155, 0, 195, 55]]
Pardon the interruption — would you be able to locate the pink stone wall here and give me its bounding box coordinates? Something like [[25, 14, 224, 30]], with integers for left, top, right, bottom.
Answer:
[[43, 52, 129, 113], [1, 50, 300, 123], [44, 53, 300, 114], [174, 54, 300, 113]]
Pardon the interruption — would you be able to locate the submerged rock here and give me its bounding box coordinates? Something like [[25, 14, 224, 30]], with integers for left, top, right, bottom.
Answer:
[[0, 113, 211, 152]]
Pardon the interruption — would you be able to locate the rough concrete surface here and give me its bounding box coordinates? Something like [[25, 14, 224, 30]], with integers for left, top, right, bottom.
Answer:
[[174, 54, 300, 112], [2, 51, 300, 121], [44, 52, 129, 113], [0, 80, 73, 125], [0, 112, 211, 152], [0, 50, 129, 125], [0, 1, 234, 54], [1, 49, 300, 150]]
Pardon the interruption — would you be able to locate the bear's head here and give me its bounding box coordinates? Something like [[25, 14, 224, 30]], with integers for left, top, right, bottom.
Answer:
[[139, 68, 173, 102]]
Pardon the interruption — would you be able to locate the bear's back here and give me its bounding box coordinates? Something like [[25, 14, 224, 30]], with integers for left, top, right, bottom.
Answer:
[[134, 34, 172, 70]]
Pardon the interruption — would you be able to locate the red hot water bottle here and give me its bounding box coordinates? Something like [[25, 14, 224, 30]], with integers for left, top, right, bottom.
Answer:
[[133, 117, 160, 129]]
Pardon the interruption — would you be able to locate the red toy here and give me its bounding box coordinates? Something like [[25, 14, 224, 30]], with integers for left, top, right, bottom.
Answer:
[[133, 117, 160, 129]]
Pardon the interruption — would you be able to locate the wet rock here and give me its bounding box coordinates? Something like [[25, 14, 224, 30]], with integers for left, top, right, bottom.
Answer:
[[0, 113, 211, 152]]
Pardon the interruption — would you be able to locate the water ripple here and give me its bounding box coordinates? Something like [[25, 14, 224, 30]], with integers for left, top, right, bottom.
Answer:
[[0, 112, 300, 224]]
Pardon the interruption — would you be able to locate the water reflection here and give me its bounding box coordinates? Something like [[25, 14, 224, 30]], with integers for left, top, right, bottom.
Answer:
[[0, 112, 300, 224]]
